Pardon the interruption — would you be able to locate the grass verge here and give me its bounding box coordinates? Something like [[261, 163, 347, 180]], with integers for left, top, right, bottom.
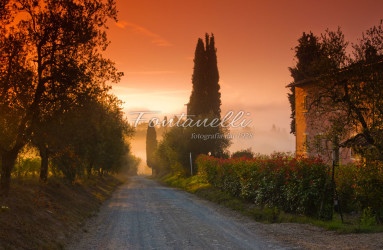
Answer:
[[0, 175, 125, 249], [160, 174, 383, 234]]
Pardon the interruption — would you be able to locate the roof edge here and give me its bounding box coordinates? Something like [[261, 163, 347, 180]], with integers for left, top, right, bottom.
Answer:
[[286, 78, 315, 88]]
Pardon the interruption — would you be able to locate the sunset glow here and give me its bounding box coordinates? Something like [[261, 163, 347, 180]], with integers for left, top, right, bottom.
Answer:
[[107, 0, 383, 153], [2, 1, 383, 247]]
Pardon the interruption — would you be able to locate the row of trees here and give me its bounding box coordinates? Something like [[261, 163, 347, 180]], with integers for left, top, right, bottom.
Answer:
[[288, 20, 383, 160], [0, 0, 134, 195], [146, 34, 230, 176], [41, 92, 134, 182]]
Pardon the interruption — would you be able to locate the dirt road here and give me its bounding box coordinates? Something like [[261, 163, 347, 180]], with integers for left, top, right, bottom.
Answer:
[[68, 176, 294, 249]]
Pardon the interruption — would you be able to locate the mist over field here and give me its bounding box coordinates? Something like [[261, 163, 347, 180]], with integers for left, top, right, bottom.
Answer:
[[130, 118, 294, 175], [228, 126, 294, 155], [121, 92, 296, 168], [130, 124, 153, 175]]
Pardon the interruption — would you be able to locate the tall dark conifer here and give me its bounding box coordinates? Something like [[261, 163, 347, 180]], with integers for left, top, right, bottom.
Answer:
[[146, 125, 157, 173], [188, 33, 221, 118], [206, 34, 221, 118], [186, 34, 228, 160]]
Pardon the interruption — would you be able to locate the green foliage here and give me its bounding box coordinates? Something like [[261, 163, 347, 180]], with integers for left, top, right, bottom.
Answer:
[[49, 94, 132, 181], [13, 157, 41, 177], [187, 115, 231, 160], [155, 126, 189, 175], [335, 164, 357, 212], [146, 125, 157, 170], [354, 162, 383, 223], [163, 173, 383, 233], [231, 148, 254, 159], [197, 154, 333, 219], [335, 162, 383, 223], [361, 207, 376, 227], [0, 0, 121, 193], [198, 154, 383, 223], [188, 33, 221, 118], [154, 123, 230, 176]]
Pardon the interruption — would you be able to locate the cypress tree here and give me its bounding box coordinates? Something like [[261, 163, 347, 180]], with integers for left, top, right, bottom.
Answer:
[[188, 33, 221, 118], [146, 125, 157, 173], [186, 34, 228, 159], [206, 34, 221, 118]]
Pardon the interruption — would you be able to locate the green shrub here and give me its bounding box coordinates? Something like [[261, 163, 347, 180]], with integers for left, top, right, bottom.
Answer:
[[335, 161, 383, 223], [13, 157, 41, 177], [354, 161, 383, 223], [231, 148, 254, 159], [197, 154, 332, 219], [361, 207, 376, 226], [198, 154, 383, 223], [336, 164, 358, 212]]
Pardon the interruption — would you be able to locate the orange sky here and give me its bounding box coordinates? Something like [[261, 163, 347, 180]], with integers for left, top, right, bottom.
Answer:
[[106, 0, 383, 153]]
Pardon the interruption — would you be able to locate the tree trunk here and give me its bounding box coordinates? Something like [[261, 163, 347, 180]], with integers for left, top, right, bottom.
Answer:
[[1, 149, 19, 196], [39, 146, 49, 182]]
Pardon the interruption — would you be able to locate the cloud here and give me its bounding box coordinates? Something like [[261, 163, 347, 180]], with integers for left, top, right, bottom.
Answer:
[[115, 21, 128, 29], [115, 21, 172, 47]]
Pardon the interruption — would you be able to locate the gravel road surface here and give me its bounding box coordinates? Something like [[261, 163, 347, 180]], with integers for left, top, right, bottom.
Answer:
[[68, 176, 295, 250]]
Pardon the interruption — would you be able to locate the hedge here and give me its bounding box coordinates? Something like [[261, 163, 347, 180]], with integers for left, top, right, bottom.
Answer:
[[197, 153, 333, 219], [197, 153, 383, 222]]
